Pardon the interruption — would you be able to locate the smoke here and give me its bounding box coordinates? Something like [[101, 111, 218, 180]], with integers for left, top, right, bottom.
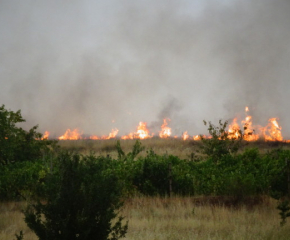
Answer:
[[1, 0, 290, 138]]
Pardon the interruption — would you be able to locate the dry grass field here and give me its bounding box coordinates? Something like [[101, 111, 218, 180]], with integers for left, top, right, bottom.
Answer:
[[56, 138, 290, 160], [1, 197, 290, 240]]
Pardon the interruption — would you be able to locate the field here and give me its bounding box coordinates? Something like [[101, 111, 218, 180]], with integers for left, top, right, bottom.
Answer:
[[2, 138, 290, 240], [56, 138, 290, 160], [1, 196, 290, 240]]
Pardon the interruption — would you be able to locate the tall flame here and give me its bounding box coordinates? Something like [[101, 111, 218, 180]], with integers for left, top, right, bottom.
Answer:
[[121, 122, 152, 139], [182, 131, 189, 140], [261, 118, 283, 141], [228, 118, 241, 139], [41, 131, 50, 140], [159, 118, 172, 138], [241, 107, 259, 141]]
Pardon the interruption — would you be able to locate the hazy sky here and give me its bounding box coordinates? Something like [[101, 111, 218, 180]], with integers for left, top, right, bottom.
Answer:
[[1, 0, 290, 138]]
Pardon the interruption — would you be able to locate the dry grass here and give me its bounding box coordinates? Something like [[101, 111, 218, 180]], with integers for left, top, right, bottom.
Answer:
[[56, 138, 290, 160], [1, 196, 290, 240], [57, 138, 204, 160], [122, 196, 290, 240]]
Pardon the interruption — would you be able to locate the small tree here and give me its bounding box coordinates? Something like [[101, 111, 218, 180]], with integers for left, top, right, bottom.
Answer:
[[200, 120, 242, 163], [0, 104, 54, 166], [23, 153, 128, 240]]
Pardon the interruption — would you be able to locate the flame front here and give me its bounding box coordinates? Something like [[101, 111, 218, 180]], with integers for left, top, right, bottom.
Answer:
[[182, 131, 189, 140], [228, 118, 241, 139], [261, 118, 283, 141], [159, 119, 172, 138], [46, 106, 289, 142], [121, 122, 152, 140], [241, 108, 259, 141], [58, 129, 82, 140], [41, 131, 50, 140]]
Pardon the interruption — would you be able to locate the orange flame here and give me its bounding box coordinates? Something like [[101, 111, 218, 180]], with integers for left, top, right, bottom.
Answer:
[[261, 118, 283, 141], [159, 119, 172, 138], [41, 131, 50, 140], [121, 122, 152, 139], [58, 129, 82, 140], [45, 107, 290, 142], [193, 135, 201, 140], [182, 131, 189, 140], [228, 118, 241, 139], [136, 122, 151, 139], [241, 108, 259, 141]]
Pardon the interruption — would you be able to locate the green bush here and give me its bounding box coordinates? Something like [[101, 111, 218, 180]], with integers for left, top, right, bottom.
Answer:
[[23, 152, 128, 240], [0, 104, 54, 166]]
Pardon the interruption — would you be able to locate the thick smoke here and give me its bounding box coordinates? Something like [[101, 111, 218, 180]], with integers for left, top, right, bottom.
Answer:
[[0, 0, 290, 138]]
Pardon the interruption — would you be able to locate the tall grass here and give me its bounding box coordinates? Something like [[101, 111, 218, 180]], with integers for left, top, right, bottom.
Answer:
[[1, 197, 290, 240], [57, 138, 290, 160]]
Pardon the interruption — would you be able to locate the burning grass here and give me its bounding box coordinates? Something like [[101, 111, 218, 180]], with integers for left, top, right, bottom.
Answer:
[[2, 197, 289, 240]]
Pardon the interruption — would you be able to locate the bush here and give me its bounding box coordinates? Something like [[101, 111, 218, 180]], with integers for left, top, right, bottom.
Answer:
[[200, 120, 242, 163], [0, 104, 54, 165], [23, 153, 128, 240]]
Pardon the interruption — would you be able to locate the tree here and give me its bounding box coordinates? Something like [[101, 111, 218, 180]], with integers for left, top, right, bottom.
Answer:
[[23, 153, 128, 240], [0, 104, 54, 165], [200, 120, 242, 163]]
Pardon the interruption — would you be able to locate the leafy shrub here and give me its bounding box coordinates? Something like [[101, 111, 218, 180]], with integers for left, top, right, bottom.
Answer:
[[0, 104, 54, 166], [23, 152, 128, 240], [200, 120, 242, 163]]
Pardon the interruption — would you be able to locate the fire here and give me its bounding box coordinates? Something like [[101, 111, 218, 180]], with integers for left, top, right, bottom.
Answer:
[[121, 122, 152, 140], [41, 131, 50, 140], [241, 108, 259, 141], [90, 128, 119, 140], [159, 118, 172, 138], [228, 118, 241, 139], [46, 106, 289, 142], [226, 107, 287, 142], [58, 129, 82, 140], [182, 131, 189, 140], [193, 135, 201, 140], [261, 118, 283, 141], [136, 122, 151, 139]]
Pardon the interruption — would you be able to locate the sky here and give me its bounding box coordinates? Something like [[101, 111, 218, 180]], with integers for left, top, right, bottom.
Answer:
[[1, 0, 290, 138]]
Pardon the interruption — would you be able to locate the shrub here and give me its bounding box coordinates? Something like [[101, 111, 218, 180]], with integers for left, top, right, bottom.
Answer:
[[23, 153, 128, 240], [0, 104, 54, 166], [200, 120, 242, 163]]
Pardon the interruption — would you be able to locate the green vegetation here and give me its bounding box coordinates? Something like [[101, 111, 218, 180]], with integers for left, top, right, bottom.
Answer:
[[23, 153, 128, 240]]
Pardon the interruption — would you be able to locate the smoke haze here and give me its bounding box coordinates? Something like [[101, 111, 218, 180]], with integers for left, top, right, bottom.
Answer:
[[1, 0, 290, 138]]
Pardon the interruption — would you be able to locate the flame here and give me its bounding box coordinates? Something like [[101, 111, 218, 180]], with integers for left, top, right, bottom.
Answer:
[[193, 135, 201, 140], [106, 128, 119, 139], [228, 118, 241, 139], [121, 122, 152, 139], [261, 118, 283, 141], [159, 119, 172, 138], [41, 131, 50, 140], [58, 129, 82, 140], [182, 131, 189, 140], [46, 106, 290, 142], [241, 108, 259, 141], [136, 122, 151, 139]]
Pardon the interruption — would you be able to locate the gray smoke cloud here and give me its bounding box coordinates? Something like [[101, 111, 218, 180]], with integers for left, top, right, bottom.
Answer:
[[1, 0, 290, 138]]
